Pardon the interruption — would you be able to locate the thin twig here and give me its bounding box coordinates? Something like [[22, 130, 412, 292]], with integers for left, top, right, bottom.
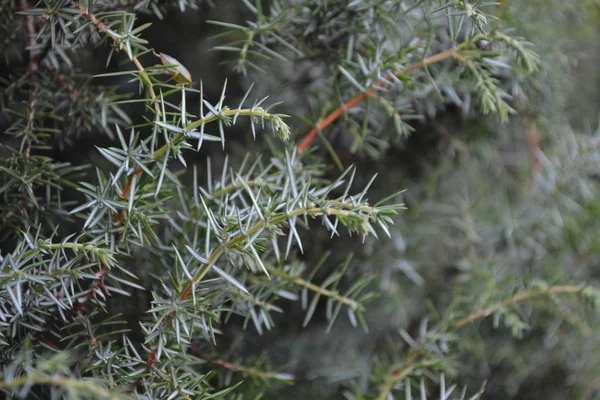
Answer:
[[296, 39, 481, 152], [189, 350, 241, 373], [28, 255, 111, 352], [72, 1, 158, 105], [44, 65, 87, 99], [19, 0, 39, 159], [376, 350, 422, 400], [189, 348, 294, 381], [128, 349, 157, 393], [19, 0, 38, 76], [525, 120, 541, 172]]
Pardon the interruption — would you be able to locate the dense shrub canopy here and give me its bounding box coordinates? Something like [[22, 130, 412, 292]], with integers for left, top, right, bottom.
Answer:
[[0, 1, 599, 399]]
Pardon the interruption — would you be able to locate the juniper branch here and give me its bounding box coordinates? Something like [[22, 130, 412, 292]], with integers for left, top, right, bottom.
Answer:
[[297, 36, 482, 152], [375, 284, 595, 400]]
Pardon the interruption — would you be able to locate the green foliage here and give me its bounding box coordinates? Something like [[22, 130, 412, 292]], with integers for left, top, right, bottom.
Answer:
[[209, 0, 539, 156], [1, 0, 598, 399]]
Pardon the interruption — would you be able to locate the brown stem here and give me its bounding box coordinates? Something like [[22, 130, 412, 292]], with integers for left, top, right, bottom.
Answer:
[[296, 46, 468, 152], [128, 349, 158, 393], [19, 0, 38, 76], [525, 120, 541, 172], [72, 1, 109, 31], [45, 65, 89, 99], [72, 2, 159, 110], [189, 350, 240, 372], [376, 350, 422, 400], [19, 0, 39, 158], [115, 166, 144, 226], [29, 265, 111, 354], [189, 347, 293, 381]]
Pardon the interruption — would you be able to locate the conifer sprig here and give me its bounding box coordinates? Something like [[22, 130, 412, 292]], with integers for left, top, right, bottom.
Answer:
[[210, 1, 540, 156], [373, 282, 600, 399]]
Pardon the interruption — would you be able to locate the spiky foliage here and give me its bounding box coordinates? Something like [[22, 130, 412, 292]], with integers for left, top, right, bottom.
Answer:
[[1, 1, 598, 400]]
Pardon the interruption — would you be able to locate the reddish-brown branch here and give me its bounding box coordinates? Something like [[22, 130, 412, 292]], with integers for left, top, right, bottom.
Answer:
[[189, 348, 240, 372], [188, 346, 291, 382], [31, 265, 110, 353], [72, 1, 110, 32], [128, 349, 158, 393], [19, 0, 39, 159], [19, 0, 38, 75], [180, 281, 193, 301], [297, 47, 461, 152], [115, 166, 144, 232], [44, 65, 95, 100], [81, 266, 110, 305], [40, 336, 60, 350]]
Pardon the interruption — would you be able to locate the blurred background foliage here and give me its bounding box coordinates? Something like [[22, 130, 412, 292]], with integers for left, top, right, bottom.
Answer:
[[217, 1, 600, 398], [1, 0, 599, 399]]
